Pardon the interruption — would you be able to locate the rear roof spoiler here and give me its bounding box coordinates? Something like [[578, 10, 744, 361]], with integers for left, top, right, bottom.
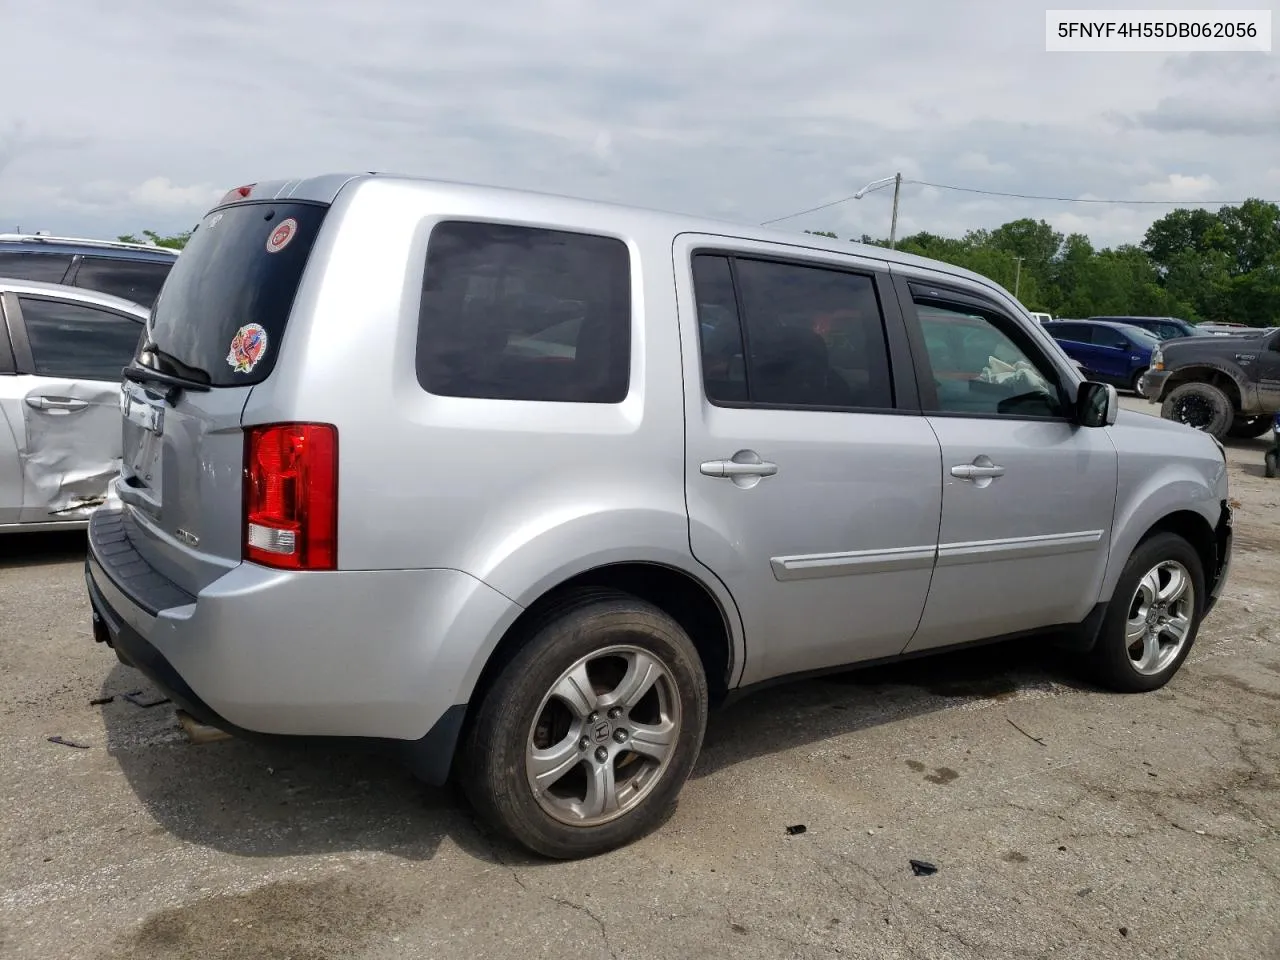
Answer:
[[210, 174, 370, 212]]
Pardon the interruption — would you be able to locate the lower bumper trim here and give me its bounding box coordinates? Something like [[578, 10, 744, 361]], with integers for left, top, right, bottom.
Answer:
[[84, 558, 466, 785]]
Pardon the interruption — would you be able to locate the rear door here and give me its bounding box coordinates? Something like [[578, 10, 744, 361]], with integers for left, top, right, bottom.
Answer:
[[894, 276, 1117, 650], [0, 304, 21, 524], [3, 292, 143, 523], [677, 237, 942, 686], [115, 200, 329, 595]]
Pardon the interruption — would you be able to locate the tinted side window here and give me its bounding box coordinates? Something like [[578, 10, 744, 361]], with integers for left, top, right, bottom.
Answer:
[[915, 299, 1067, 419], [692, 255, 747, 403], [19, 297, 142, 380], [1093, 326, 1129, 349], [74, 257, 172, 307], [1051, 323, 1087, 342], [732, 258, 893, 409], [0, 252, 73, 284], [417, 221, 631, 403]]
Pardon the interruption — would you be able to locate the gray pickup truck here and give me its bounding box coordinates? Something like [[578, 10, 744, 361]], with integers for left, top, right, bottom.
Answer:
[[1147, 327, 1280, 441]]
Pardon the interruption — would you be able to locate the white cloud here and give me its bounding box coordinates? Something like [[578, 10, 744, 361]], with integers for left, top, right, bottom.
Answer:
[[0, 0, 1274, 247], [128, 177, 223, 211], [954, 152, 1015, 176], [1135, 173, 1220, 201]]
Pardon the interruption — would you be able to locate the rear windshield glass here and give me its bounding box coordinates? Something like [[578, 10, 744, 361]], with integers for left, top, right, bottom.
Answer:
[[139, 201, 327, 386]]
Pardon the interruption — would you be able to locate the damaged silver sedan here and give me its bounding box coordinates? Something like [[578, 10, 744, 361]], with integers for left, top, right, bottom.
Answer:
[[0, 279, 147, 531]]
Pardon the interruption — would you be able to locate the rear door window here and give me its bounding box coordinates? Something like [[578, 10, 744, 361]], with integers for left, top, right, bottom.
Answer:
[[1093, 326, 1129, 350], [140, 202, 328, 386], [0, 252, 73, 284], [18, 296, 142, 380], [74, 257, 173, 307], [416, 221, 631, 403]]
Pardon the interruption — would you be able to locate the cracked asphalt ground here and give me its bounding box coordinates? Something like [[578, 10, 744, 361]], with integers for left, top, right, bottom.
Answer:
[[2, 397, 1278, 960]]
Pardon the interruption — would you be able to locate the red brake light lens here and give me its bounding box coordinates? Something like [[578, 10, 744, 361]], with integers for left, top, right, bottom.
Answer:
[[218, 183, 256, 206], [243, 423, 338, 570]]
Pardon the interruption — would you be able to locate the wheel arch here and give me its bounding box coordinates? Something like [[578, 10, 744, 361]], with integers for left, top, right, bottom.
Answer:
[[1102, 502, 1218, 605], [457, 558, 745, 745], [1160, 365, 1247, 410]]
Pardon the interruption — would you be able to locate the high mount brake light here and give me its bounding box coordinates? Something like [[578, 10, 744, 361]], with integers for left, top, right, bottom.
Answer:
[[218, 183, 256, 206]]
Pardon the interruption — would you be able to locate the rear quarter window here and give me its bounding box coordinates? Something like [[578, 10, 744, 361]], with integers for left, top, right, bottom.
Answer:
[[74, 257, 172, 307], [416, 221, 631, 403]]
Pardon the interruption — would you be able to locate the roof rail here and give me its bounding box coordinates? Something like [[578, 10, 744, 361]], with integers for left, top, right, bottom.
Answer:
[[0, 233, 180, 254]]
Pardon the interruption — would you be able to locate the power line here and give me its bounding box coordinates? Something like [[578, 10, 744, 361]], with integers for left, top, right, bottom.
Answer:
[[761, 178, 1275, 226], [911, 179, 1271, 205], [759, 194, 859, 224]]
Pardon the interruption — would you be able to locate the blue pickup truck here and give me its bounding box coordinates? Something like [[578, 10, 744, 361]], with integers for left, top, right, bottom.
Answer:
[[1045, 319, 1161, 397]]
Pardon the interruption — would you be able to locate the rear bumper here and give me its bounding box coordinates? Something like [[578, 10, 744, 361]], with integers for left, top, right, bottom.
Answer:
[[85, 506, 521, 783]]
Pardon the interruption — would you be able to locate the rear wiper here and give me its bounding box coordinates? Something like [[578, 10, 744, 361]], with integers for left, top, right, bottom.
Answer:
[[139, 339, 213, 384], [123, 363, 211, 394]]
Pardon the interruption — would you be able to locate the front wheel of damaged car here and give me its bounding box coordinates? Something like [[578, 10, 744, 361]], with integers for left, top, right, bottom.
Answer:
[[1086, 532, 1205, 693], [459, 589, 709, 859]]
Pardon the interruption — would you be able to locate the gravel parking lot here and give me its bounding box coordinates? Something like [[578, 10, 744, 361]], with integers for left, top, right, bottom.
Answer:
[[2, 397, 1277, 960]]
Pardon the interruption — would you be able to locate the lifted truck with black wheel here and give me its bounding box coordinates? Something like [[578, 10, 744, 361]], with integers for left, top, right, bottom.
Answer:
[[1145, 327, 1280, 442]]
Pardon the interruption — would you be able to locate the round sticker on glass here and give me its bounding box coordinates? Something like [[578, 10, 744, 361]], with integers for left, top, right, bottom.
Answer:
[[265, 217, 298, 254], [227, 323, 269, 374]]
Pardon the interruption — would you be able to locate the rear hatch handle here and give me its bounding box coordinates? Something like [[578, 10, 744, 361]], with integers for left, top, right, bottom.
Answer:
[[113, 476, 162, 520]]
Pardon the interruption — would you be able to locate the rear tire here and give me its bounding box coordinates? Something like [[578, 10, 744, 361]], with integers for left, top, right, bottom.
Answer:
[[459, 589, 708, 860], [1086, 532, 1204, 693], [1265, 450, 1278, 479], [1161, 382, 1233, 441], [1227, 415, 1274, 440]]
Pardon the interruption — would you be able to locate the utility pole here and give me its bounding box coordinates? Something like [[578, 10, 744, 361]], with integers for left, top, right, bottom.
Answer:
[[1013, 257, 1025, 299], [889, 172, 901, 250]]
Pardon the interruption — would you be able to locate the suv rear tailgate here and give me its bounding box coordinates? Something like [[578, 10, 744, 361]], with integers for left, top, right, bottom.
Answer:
[[111, 199, 330, 597]]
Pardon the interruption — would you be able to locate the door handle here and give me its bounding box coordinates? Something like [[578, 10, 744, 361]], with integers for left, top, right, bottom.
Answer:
[[701, 460, 779, 478], [26, 396, 89, 412], [950, 463, 1005, 480], [950, 455, 1006, 488]]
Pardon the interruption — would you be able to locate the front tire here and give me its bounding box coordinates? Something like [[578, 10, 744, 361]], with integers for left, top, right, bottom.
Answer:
[[1161, 382, 1233, 441], [459, 589, 708, 859], [1087, 532, 1204, 693], [1131, 368, 1149, 398], [1265, 450, 1278, 479]]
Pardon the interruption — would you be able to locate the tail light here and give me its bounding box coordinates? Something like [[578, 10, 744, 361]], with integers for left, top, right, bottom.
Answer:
[[243, 423, 338, 570]]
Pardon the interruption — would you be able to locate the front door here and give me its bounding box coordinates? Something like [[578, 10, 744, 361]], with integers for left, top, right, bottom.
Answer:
[[1088, 325, 1138, 384], [895, 276, 1118, 651], [6, 293, 143, 523], [676, 238, 942, 686], [1247, 330, 1280, 413]]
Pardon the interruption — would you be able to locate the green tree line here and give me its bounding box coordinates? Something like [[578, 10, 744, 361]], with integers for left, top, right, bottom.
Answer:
[[117, 229, 191, 250], [808, 198, 1280, 326]]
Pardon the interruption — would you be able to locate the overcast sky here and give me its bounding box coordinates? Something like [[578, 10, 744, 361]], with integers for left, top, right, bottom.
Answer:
[[2, 0, 1277, 248]]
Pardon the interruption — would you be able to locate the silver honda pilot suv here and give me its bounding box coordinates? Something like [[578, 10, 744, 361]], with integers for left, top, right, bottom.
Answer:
[[86, 173, 1233, 859]]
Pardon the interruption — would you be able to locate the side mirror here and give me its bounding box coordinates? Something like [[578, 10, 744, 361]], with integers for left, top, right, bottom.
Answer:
[[1077, 381, 1118, 427]]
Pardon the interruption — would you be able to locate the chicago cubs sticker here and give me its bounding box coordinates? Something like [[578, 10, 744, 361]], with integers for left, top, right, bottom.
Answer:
[[265, 217, 298, 253], [227, 323, 268, 373]]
